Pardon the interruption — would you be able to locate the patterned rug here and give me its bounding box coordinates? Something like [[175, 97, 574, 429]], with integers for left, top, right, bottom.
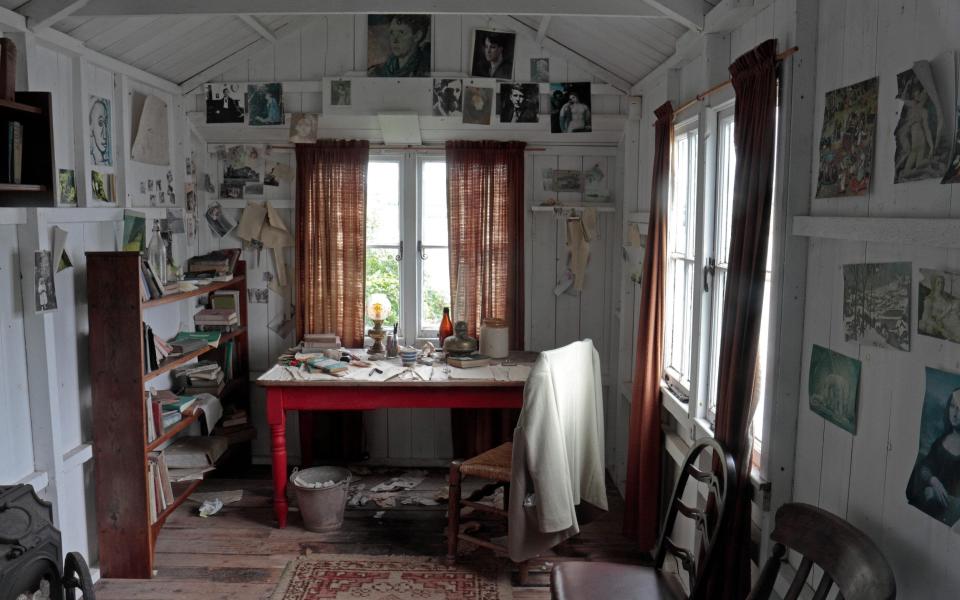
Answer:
[[271, 554, 513, 600]]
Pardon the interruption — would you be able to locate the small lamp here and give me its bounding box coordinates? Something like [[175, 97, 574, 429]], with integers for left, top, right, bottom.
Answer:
[[366, 293, 392, 356]]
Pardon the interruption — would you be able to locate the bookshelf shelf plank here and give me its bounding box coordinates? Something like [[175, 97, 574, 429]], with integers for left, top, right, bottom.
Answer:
[[0, 98, 44, 114], [143, 328, 247, 382], [146, 411, 200, 452], [151, 479, 203, 534], [0, 183, 47, 192], [142, 275, 246, 308]]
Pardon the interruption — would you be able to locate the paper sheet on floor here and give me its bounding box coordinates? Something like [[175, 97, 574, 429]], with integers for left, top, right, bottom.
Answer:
[[189, 490, 243, 505]]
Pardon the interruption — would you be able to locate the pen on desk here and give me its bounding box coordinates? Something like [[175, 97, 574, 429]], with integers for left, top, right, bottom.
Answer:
[[369, 367, 383, 377]]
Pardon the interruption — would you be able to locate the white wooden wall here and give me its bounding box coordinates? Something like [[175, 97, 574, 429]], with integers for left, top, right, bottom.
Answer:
[[0, 219, 32, 484], [793, 1, 960, 598]]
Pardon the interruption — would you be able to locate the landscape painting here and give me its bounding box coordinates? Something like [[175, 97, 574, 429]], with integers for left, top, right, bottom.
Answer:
[[842, 262, 911, 351], [815, 77, 879, 198], [808, 344, 861, 433]]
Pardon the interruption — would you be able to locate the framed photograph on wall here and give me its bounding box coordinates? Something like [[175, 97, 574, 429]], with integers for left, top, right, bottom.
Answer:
[[470, 29, 516, 79]]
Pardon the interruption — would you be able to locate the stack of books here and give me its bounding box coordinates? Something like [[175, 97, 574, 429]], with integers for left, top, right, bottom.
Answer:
[[171, 361, 224, 395], [147, 451, 175, 523], [302, 333, 341, 353], [213, 408, 256, 444], [142, 322, 175, 372], [167, 331, 222, 356], [194, 308, 239, 331], [184, 249, 240, 281], [139, 259, 165, 301], [164, 436, 228, 482]]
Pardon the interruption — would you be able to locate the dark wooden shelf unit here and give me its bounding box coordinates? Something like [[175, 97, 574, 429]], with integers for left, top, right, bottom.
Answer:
[[86, 252, 249, 579], [0, 92, 55, 207]]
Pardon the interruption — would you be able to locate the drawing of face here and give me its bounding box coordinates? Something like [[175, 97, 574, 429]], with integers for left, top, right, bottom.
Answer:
[[471, 90, 485, 111], [294, 116, 313, 138], [90, 100, 108, 156], [950, 390, 960, 430], [510, 88, 524, 109], [388, 18, 422, 59], [484, 37, 503, 63]]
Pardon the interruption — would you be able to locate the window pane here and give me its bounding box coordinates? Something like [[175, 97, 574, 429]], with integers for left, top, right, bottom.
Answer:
[[421, 161, 448, 246], [365, 247, 400, 329], [367, 161, 400, 246], [421, 247, 451, 331]]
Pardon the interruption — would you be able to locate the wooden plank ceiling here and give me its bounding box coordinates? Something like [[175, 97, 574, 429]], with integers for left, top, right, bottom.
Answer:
[[2, 1, 721, 89]]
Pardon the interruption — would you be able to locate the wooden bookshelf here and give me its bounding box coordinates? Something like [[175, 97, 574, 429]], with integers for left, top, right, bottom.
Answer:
[[86, 252, 249, 579], [0, 92, 55, 207]]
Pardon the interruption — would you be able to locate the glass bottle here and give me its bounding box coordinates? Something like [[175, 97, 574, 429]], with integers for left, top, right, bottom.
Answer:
[[147, 220, 168, 285], [438, 307, 454, 348]]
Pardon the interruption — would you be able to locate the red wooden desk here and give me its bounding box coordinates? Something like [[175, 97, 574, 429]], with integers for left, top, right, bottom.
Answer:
[[257, 374, 525, 528]]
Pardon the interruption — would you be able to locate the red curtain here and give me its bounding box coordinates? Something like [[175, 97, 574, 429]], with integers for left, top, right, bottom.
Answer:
[[445, 140, 525, 457], [295, 140, 370, 461], [704, 39, 779, 600], [623, 102, 673, 549]]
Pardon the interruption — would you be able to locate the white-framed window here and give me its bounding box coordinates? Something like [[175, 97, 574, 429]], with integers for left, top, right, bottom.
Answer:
[[663, 118, 699, 395], [663, 102, 777, 472], [365, 153, 451, 343]]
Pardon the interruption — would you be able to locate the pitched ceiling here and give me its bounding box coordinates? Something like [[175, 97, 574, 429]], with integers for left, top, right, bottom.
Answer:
[[1, 1, 721, 90]]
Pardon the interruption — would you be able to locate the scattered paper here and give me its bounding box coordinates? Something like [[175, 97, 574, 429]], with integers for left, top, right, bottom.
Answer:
[[198, 498, 223, 517], [446, 366, 495, 380], [236, 201, 267, 241], [373, 510, 385, 519], [490, 364, 532, 382], [370, 476, 424, 493], [52, 226, 71, 273]]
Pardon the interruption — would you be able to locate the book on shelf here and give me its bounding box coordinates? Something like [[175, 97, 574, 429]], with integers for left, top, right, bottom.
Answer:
[[147, 452, 175, 522], [220, 408, 247, 428], [140, 259, 163, 300], [171, 360, 223, 393], [186, 249, 240, 278], [193, 308, 238, 326], [146, 392, 158, 442], [169, 330, 221, 350], [210, 290, 240, 311], [161, 394, 197, 414], [446, 354, 491, 369], [142, 323, 159, 372], [168, 465, 215, 483], [10, 120, 22, 184]]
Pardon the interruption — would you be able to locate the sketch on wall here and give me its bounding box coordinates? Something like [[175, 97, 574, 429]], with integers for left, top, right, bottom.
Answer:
[[89, 95, 112, 166], [289, 113, 318, 143], [815, 77, 879, 198], [432, 79, 462, 116], [584, 161, 609, 200], [130, 93, 170, 166], [367, 15, 431, 77], [205, 83, 245, 123], [470, 29, 515, 79], [893, 52, 955, 183], [550, 83, 592, 133], [842, 262, 911, 351], [500, 83, 538, 123], [462, 85, 493, 125], [247, 84, 283, 126], [906, 366, 960, 530], [808, 344, 861, 434], [330, 80, 351, 106], [531, 58, 550, 83], [918, 268, 960, 343]]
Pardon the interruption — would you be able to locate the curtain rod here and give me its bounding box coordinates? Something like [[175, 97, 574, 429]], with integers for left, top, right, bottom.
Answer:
[[265, 144, 547, 152], [671, 46, 799, 119]]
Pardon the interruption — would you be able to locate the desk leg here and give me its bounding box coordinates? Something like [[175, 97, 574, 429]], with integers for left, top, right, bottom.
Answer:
[[266, 389, 288, 528]]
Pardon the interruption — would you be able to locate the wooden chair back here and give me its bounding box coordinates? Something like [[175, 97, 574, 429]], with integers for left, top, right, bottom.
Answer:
[[653, 437, 736, 599], [747, 503, 896, 600]]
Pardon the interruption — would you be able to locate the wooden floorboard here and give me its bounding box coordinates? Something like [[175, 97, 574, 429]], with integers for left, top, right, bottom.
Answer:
[[95, 469, 645, 599]]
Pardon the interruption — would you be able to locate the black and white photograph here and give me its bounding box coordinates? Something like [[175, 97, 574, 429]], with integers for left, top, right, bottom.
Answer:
[[34, 250, 57, 312], [470, 29, 515, 79], [499, 83, 539, 123], [220, 181, 244, 199], [223, 145, 262, 182], [906, 366, 960, 529], [205, 202, 235, 237], [842, 261, 911, 351], [165, 208, 185, 234], [894, 52, 955, 183], [542, 168, 583, 192], [331, 80, 352, 106], [247, 83, 283, 126], [531, 57, 550, 83], [244, 183, 264, 197], [462, 85, 493, 125], [289, 113, 318, 143], [205, 83, 245, 123], [432, 79, 462, 116], [367, 15, 431, 77], [550, 82, 592, 133], [918, 268, 960, 343]]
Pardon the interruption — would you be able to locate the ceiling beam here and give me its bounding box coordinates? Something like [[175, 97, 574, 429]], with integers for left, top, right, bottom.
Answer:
[[75, 0, 667, 18], [489, 15, 631, 93], [642, 0, 707, 31], [237, 14, 277, 43], [179, 19, 312, 95], [17, 0, 89, 30], [536, 16, 552, 45]]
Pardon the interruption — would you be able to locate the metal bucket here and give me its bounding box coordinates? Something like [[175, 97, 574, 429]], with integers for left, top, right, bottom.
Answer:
[[289, 466, 351, 532]]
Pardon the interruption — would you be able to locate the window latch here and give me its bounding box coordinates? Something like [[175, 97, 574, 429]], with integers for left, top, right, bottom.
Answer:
[[395, 241, 403, 262], [417, 241, 428, 260], [703, 257, 716, 292]]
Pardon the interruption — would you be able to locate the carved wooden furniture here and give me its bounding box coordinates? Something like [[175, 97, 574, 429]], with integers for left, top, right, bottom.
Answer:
[[550, 438, 736, 600], [746, 502, 896, 600]]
